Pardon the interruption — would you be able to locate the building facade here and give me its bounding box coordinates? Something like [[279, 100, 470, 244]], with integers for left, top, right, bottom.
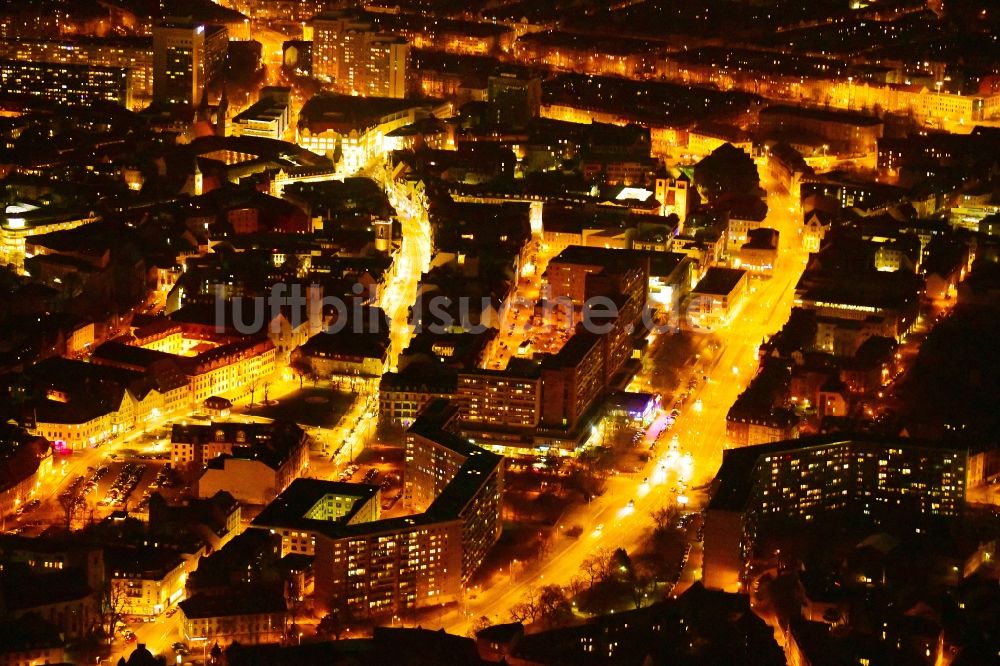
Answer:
[[703, 436, 968, 592], [152, 19, 227, 106], [305, 400, 503, 617], [0, 37, 152, 108], [312, 11, 408, 99], [0, 60, 130, 107]]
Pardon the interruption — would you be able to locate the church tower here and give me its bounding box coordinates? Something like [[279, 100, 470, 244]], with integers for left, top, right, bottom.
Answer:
[[193, 159, 203, 196], [216, 86, 229, 137]]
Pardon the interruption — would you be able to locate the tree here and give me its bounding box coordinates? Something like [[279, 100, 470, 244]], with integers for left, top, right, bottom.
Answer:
[[611, 548, 634, 582], [625, 562, 657, 610], [262, 381, 272, 404], [581, 547, 614, 589], [247, 377, 259, 407], [650, 503, 679, 538], [317, 602, 355, 642], [537, 585, 574, 628], [508, 587, 540, 624], [468, 615, 493, 638], [57, 491, 80, 531], [98, 579, 128, 645]]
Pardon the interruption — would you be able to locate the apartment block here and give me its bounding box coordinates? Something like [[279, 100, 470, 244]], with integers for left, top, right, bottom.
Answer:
[[703, 436, 967, 592], [0, 60, 131, 107], [312, 11, 408, 99]]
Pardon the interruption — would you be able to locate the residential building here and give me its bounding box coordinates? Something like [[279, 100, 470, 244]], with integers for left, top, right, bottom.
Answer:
[[302, 400, 504, 616], [107, 547, 186, 617], [379, 368, 458, 428], [185, 337, 276, 405], [738, 228, 779, 276], [252, 479, 381, 557], [0, 59, 130, 107], [312, 11, 408, 99], [0, 615, 66, 666], [457, 370, 541, 430], [179, 584, 288, 646], [0, 427, 52, 522], [543, 246, 649, 309], [759, 105, 884, 154], [539, 330, 607, 431], [0, 36, 153, 106], [703, 436, 967, 592], [172, 421, 309, 505]]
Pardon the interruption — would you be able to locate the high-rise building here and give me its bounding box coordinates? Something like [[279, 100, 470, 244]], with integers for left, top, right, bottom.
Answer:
[[250, 399, 503, 617], [312, 11, 408, 99], [703, 436, 968, 592], [487, 71, 541, 128], [152, 18, 228, 106]]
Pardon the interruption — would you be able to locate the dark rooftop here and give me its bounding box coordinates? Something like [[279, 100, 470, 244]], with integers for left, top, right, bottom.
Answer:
[[708, 435, 968, 513], [179, 584, 287, 620], [761, 104, 884, 127], [693, 267, 747, 296]]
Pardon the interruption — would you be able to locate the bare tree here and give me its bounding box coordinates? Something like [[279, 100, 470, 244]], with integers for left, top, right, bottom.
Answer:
[[508, 587, 540, 624], [247, 377, 260, 407], [57, 492, 79, 531], [650, 503, 679, 536], [98, 579, 128, 645], [580, 547, 614, 589], [566, 575, 587, 598]]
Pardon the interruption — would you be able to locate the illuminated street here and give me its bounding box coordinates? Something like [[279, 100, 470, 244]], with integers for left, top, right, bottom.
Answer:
[[435, 169, 810, 634]]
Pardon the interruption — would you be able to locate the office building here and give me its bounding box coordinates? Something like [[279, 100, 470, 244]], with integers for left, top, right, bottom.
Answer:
[[687, 267, 749, 330], [152, 18, 228, 106], [703, 436, 967, 592], [297, 94, 450, 172], [312, 11, 408, 99], [232, 87, 291, 140]]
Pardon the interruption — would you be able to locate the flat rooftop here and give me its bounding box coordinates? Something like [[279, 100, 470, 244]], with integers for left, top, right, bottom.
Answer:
[[693, 267, 747, 296], [761, 104, 884, 127], [252, 478, 379, 532], [709, 435, 967, 513]]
